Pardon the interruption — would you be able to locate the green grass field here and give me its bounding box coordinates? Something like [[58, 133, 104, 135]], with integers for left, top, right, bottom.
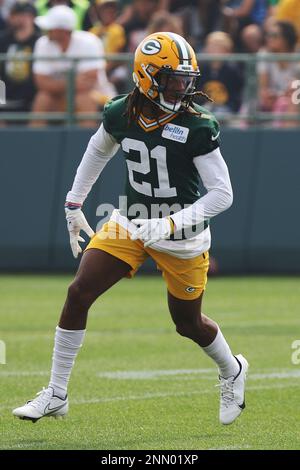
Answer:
[[0, 274, 299, 450]]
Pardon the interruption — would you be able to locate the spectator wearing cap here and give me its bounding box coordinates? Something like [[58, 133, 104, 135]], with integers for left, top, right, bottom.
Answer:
[[0, 1, 40, 122], [35, 0, 89, 30], [31, 5, 115, 127]]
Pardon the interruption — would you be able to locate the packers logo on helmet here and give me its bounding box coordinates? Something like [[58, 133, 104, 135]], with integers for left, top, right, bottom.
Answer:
[[141, 39, 161, 55], [133, 32, 200, 113]]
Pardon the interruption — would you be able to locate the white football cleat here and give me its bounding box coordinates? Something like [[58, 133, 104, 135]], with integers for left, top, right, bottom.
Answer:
[[218, 354, 249, 425], [12, 387, 68, 423]]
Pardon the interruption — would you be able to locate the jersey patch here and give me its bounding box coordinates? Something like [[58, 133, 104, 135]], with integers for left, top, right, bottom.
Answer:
[[162, 124, 189, 143]]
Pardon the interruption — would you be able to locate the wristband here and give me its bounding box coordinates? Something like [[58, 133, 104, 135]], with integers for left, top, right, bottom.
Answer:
[[65, 201, 82, 210]]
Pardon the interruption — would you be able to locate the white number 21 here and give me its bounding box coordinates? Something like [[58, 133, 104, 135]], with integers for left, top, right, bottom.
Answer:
[[121, 138, 177, 198]]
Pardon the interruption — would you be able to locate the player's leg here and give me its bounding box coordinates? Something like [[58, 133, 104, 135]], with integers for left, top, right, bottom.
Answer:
[[13, 222, 147, 422], [168, 291, 240, 375], [168, 291, 248, 425], [148, 247, 248, 425], [49, 222, 147, 401], [59, 248, 131, 330], [12, 248, 131, 422], [48, 248, 132, 397]]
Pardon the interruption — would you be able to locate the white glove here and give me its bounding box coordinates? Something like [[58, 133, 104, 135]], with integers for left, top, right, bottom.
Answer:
[[65, 207, 95, 258], [131, 217, 174, 247]]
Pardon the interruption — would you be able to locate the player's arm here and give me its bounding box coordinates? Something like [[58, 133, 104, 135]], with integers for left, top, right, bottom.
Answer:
[[131, 147, 233, 246], [170, 147, 233, 231], [65, 124, 120, 258]]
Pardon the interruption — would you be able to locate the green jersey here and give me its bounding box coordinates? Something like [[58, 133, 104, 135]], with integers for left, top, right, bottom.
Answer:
[[102, 94, 220, 228]]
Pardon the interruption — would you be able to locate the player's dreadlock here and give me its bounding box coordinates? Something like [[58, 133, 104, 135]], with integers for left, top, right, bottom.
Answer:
[[194, 90, 214, 103], [123, 87, 213, 126]]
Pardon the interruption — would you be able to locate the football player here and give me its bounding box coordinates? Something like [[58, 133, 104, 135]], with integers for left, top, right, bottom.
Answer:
[[13, 32, 248, 425]]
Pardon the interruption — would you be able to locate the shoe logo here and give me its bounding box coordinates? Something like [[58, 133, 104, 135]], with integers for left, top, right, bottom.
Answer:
[[185, 286, 196, 293], [211, 131, 220, 141], [44, 402, 65, 415]]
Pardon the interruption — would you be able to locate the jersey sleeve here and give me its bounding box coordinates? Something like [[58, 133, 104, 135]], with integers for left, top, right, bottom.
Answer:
[[190, 119, 220, 157], [66, 124, 119, 205], [171, 147, 233, 231], [102, 95, 128, 142], [102, 99, 114, 135]]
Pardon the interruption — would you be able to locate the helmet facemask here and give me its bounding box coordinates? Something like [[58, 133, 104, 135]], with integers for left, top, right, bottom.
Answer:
[[142, 64, 200, 113]]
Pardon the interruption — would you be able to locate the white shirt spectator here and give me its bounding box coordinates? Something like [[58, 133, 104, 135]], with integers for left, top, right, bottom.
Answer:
[[33, 30, 115, 97], [257, 51, 300, 96]]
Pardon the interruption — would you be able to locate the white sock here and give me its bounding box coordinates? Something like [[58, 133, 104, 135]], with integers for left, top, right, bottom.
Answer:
[[202, 328, 239, 378], [48, 326, 86, 398]]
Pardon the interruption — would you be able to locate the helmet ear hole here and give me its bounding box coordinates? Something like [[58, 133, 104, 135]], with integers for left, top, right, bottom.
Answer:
[[138, 71, 144, 79]]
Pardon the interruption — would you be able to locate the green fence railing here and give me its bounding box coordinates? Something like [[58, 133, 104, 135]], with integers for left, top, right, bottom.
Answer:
[[0, 52, 300, 126]]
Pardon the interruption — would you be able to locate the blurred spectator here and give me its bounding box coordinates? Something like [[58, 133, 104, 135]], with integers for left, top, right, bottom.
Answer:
[[222, 0, 268, 48], [276, 0, 300, 47], [122, 0, 160, 52], [223, 0, 268, 26], [197, 0, 223, 44], [274, 68, 300, 128], [157, 0, 204, 50], [258, 20, 298, 112], [147, 10, 183, 35], [240, 23, 264, 52], [268, 0, 279, 16], [0, 1, 40, 122], [0, 1, 7, 31], [88, 0, 127, 94], [35, 0, 89, 30], [0, 0, 17, 31], [31, 5, 115, 127], [198, 31, 244, 114], [117, 0, 162, 27], [89, 1, 125, 55]]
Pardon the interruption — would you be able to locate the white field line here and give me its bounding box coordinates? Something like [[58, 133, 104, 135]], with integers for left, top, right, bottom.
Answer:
[[0, 371, 48, 377], [97, 369, 215, 379], [96, 368, 300, 380], [2, 368, 300, 380], [71, 382, 300, 406], [1, 381, 299, 413], [1, 442, 45, 450]]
